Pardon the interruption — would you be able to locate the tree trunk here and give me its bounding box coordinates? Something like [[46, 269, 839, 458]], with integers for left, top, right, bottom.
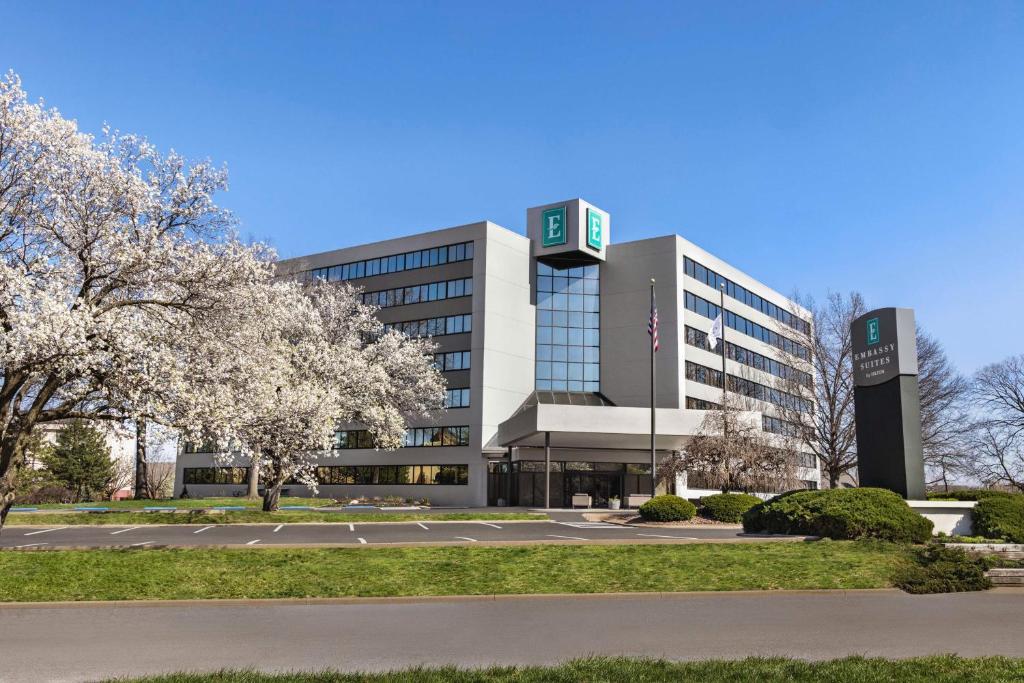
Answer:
[[246, 454, 260, 499], [262, 481, 282, 512], [133, 418, 149, 499], [828, 468, 840, 489]]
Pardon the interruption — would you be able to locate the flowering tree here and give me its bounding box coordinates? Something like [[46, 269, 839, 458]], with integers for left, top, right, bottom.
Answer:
[[0, 72, 272, 528], [185, 281, 446, 511]]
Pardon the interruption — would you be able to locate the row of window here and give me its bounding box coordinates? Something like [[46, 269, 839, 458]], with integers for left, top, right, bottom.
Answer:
[[537, 262, 601, 279], [685, 361, 813, 414], [685, 291, 810, 361], [182, 467, 249, 484], [182, 465, 470, 486], [685, 396, 720, 411], [433, 351, 471, 371], [333, 426, 472, 449], [684, 256, 810, 334], [513, 460, 652, 473], [762, 415, 803, 439], [685, 326, 812, 388], [384, 314, 472, 338], [316, 464, 469, 486], [361, 278, 472, 309], [305, 241, 474, 283], [445, 388, 471, 408]]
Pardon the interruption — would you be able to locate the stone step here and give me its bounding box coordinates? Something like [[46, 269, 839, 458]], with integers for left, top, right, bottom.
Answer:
[[986, 569, 1024, 586]]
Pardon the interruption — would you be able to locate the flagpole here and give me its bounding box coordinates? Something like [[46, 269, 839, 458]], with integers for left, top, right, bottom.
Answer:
[[650, 278, 657, 497], [719, 282, 727, 402]]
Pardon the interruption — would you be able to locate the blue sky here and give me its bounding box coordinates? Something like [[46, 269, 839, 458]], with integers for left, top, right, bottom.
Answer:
[[4, 1, 1022, 373]]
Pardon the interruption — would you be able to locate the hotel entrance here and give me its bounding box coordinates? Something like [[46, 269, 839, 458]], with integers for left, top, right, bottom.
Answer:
[[487, 460, 653, 508]]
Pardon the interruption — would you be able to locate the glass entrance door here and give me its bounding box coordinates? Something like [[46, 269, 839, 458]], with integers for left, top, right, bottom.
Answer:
[[563, 470, 623, 508]]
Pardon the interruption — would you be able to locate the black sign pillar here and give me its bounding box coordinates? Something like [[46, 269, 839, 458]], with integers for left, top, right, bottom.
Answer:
[[851, 307, 926, 499]]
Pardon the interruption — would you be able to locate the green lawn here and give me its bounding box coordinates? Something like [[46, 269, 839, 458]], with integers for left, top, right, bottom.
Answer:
[[107, 656, 1024, 683], [0, 541, 908, 602], [21, 497, 337, 510], [3, 511, 547, 525]]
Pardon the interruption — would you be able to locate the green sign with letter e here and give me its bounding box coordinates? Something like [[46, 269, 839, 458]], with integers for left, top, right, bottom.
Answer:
[[867, 317, 880, 345], [541, 207, 566, 247], [586, 209, 603, 250]]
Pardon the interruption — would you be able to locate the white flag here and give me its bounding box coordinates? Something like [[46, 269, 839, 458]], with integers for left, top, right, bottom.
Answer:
[[708, 313, 723, 350]]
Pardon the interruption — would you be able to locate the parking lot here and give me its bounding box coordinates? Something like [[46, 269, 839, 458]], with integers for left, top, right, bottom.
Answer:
[[0, 519, 794, 549]]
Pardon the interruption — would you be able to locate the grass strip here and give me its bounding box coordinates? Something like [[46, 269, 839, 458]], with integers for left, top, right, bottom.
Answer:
[[4, 511, 547, 525], [0, 541, 907, 602], [107, 655, 1024, 683]]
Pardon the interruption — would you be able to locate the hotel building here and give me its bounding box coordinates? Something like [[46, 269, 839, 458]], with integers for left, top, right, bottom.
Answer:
[[174, 199, 820, 506]]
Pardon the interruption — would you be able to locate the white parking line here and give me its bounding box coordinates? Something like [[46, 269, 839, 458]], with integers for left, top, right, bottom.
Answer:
[[273, 525, 284, 533], [636, 534, 699, 540], [193, 526, 215, 534], [23, 527, 66, 536], [477, 522, 502, 529], [129, 541, 152, 547], [416, 522, 429, 530], [109, 526, 141, 535], [454, 536, 478, 542], [15, 542, 48, 548], [357, 537, 367, 544], [348, 523, 355, 532], [246, 539, 261, 545], [547, 534, 587, 541]]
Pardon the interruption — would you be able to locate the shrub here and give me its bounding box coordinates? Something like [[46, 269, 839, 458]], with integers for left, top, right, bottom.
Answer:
[[700, 493, 762, 523], [893, 545, 992, 594], [927, 489, 1018, 502], [973, 495, 1024, 544], [639, 495, 697, 522], [742, 488, 933, 543]]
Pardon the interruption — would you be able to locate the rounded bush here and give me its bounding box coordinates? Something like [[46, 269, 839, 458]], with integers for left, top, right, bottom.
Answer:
[[973, 495, 1024, 543], [639, 495, 697, 522], [742, 487, 933, 543], [700, 493, 762, 523]]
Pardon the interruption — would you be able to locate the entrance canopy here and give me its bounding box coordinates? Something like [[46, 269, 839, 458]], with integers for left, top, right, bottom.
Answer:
[[497, 392, 761, 451]]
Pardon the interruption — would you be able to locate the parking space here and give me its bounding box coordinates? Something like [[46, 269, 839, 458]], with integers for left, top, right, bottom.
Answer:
[[0, 520, 766, 549]]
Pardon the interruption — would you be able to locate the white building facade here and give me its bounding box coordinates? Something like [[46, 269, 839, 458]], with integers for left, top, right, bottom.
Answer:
[[174, 199, 819, 505]]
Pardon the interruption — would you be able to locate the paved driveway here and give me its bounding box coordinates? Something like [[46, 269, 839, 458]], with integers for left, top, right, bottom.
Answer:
[[2, 590, 1022, 682]]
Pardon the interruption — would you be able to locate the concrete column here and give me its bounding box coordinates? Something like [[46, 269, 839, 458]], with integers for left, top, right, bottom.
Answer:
[[544, 432, 551, 509]]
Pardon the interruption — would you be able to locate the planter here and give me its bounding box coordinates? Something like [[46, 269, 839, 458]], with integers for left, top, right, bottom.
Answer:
[[609, 499, 621, 510]]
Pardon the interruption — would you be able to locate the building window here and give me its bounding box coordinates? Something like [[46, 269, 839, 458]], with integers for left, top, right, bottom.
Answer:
[[535, 262, 600, 392], [685, 326, 812, 388], [685, 291, 810, 361], [684, 256, 810, 334], [315, 464, 469, 485], [385, 314, 472, 338], [444, 388, 471, 408], [305, 241, 474, 283], [685, 396, 720, 411], [685, 361, 813, 414], [802, 479, 819, 490], [334, 426, 471, 449], [433, 351, 471, 371], [183, 467, 250, 485], [361, 278, 473, 309]]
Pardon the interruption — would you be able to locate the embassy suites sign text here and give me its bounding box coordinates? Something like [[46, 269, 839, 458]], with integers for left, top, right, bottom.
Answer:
[[850, 308, 919, 388]]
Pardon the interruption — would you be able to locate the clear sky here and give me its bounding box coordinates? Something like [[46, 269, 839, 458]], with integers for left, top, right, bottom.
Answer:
[[4, 1, 1022, 374]]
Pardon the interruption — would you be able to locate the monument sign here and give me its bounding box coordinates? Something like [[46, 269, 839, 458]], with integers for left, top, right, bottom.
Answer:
[[851, 307, 926, 499]]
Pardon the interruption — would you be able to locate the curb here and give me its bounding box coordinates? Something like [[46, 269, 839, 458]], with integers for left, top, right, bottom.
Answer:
[[0, 588, 907, 610]]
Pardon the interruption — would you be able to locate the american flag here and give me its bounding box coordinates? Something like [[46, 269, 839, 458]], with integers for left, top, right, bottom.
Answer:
[[648, 291, 659, 352]]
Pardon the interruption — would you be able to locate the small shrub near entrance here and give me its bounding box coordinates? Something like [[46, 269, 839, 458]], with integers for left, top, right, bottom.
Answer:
[[973, 495, 1024, 543], [742, 488, 933, 543], [700, 493, 762, 523], [927, 489, 1017, 502], [638, 495, 696, 522], [894, 544, 992, 594]]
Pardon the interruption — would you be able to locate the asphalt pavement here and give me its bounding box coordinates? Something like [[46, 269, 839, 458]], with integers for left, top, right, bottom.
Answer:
[[0, 520, 776, 549], [2, 589, 1023, 682]]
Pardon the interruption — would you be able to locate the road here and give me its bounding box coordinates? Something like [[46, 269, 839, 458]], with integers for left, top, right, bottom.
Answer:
[[2, 590, 1022, 682], [0, 520, 780, 549]]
